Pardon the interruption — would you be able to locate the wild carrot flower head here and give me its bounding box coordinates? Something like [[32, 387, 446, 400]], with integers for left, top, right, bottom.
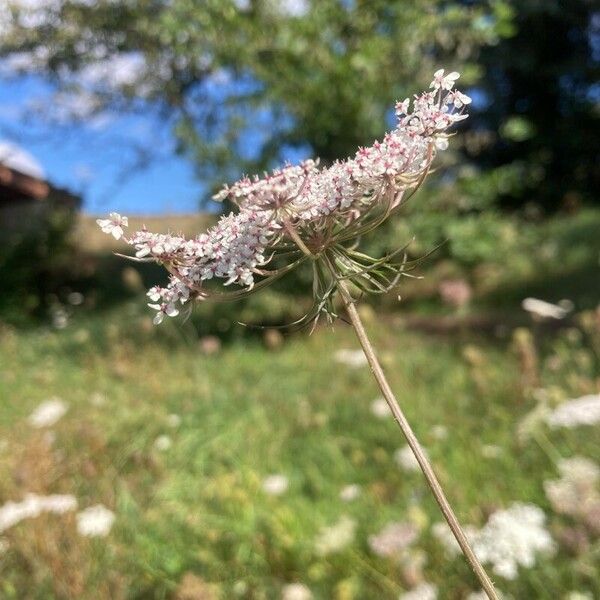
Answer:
[[98, 71, 470, 325]]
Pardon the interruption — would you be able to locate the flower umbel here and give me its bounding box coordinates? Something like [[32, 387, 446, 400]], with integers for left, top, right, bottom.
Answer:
[[97, 71, 470, 325]]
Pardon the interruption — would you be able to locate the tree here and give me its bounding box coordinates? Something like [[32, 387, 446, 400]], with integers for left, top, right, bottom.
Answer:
[[0, 0, 511, 194], [463, 0, 599, 210]]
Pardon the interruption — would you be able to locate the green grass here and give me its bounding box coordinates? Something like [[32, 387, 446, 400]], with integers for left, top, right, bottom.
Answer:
[[0, 304, 598, 599]]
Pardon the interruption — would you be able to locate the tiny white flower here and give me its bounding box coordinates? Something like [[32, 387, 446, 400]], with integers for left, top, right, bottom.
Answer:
[[167, 413, 182, 427], [90, 392, 106, 406], [334, 349, 367, 368], [369, 521, 418, 557], [281, 583, 313, 600], [434, 137, 449, 150], [399, 582, 438, 600], [546, 394, 600, 428], [28, 398, 68, 428], [262, 474, 289, 496], [76, 504, 115, 537], [522, 297, 571, 319], [339, 484, 361, 502], [481, 444, 503, 459], [314, 515, 357, 555], [154, 435, 172, 451], [370, 397, 391, 418], [0, 494, 77, 533], [394, 445, 426, 472], [430, 425, 448, 440], [96, 212, 128, 240]]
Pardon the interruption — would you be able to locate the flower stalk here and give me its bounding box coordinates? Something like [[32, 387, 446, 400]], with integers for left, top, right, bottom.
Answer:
[[337, 278, 499, 600]]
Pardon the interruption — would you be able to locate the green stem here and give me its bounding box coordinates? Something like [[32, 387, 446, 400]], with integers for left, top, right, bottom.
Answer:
[[337, 279, 499, 600]]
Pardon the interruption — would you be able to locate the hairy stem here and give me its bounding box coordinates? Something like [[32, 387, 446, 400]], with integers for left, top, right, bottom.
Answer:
[[338, 280, 499, 599]]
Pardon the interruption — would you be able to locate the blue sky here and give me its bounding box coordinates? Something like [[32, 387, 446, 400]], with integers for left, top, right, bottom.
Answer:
[[0, 75, 206, 215]]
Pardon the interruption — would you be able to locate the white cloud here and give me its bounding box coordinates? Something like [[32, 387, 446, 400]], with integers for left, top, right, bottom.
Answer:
[[0, 140, 45, 178]]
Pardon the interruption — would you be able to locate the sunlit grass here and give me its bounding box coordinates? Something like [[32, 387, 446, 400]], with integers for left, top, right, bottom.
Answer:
[[0, 308, 598, 598]]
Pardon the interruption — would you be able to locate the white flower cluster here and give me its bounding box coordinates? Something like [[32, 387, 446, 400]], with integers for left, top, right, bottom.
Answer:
[[544, 456, 600, 529], [97, 71, 470, 323], [314, 515, 357, 556], [471, 503, 555, 580], [545, 394, 600, 428], [28, 397, 68, 428], [0, 493, 77, 533], [76, 504, 115, 537], [399, 582, 438, 600], [368, 521, 418, 558], [433, 502, 555, 580]]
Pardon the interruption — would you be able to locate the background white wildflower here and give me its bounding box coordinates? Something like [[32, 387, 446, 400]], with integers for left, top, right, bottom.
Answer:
[[334, 349, 368, 368], [368, 522, 418, 558], [370, 397, 391, 418], [544, 456, 600, 527], [281, 582, 313, 600], [154, 435, 172, 451], [431, 521, 479, 557], [167, 413, 182, 427], [545, 394, 600, 428], [0, 494, 77, 533], [430, 425, 448, 440], [522, 297, 572, 319], [314, 516, 356, 556], [472, 503, 555, 580], [394, 445, 427, 472], [339, 484, 361, 502], [399, 582, 438, 600], [76, 504, 115, 537], [28, 398, 68, 428], [262, 474, 289, 496]]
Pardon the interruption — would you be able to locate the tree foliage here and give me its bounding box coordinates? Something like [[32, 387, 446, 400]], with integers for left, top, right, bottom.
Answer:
[[1, 0, 509, 190]]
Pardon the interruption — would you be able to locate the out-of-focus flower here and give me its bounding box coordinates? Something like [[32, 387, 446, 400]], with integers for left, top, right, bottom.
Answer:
[[167, 413, 182, 428], [199, 335, 222, 355], [370, 397, 390, 418], [399, 582, 438, 600], [314, 515, 356, 555], [262, 474, 289, 496], [472, 503, 555, 580], [430, 425, 448, 440], [546, 394, 600, 428], [368, 522, 418, 558], [394, 445, 427, 472], [431, 521, 478, 557], [544, 456, 600, 532], [76, 504, 115, 537], [564, 592, 594, 600], [90, 392, 106, 406], [522, 297, 572, 320], [96, 212, 128, 240], [154, 435, 172, 451], [339, 484, 361, 502], [481, 444, 503, 459], [28, 398, 68, 428], [281, 583, 313, 600], [439, 279, 472, 309], [0, 494, 77, 533], [335, 349, 367, 368]]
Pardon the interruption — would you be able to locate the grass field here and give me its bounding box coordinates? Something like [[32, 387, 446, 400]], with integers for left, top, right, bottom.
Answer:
[[1, 300, 599, 599]]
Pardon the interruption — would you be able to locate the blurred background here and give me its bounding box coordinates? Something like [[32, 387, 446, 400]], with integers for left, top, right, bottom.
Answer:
[[0, 1, 598, 598]]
